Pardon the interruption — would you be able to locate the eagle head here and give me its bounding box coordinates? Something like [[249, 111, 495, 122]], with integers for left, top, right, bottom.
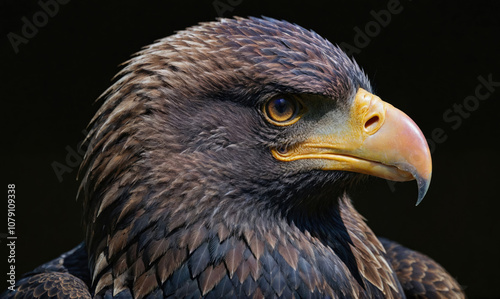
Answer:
[[79, 17, 432, 298]]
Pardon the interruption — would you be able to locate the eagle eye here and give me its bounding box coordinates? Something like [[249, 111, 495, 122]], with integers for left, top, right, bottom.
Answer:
[[264, 95, 303, 125]]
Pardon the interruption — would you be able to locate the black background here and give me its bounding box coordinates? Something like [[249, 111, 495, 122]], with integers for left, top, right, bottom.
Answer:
[[1, 0, 499, 298]]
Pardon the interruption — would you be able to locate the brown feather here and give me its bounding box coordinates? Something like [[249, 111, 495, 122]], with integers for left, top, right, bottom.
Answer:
[[264, 233, 277, 250], [112, 271, 129, 297], [235, 258, 251, 284], [92, 252, 108, 283], [145, 238, 171, 265], [125, 242, 138, 265], [224, 242, 245, 278], [278, 243, 299, 270], [108, 228, 129, 258], [246, 253, 261, 281], [243, 229, 254, 245], [116, 188, 145, 224], [131, 257, 146, 280], [157, 247, 187, 284], [247, 234, 265, 260], [187, 223, 208, 254], [198, 263, 227, 295], [133, 268, 158, 299], [94, 272, 112, 295], [96, 182, 120, 218]]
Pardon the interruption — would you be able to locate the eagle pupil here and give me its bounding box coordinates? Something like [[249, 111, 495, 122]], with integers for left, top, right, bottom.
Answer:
[[274, 98, 289, 114]]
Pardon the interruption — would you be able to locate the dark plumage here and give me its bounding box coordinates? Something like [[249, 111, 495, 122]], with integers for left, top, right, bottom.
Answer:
[[3, 17, 464, 298]]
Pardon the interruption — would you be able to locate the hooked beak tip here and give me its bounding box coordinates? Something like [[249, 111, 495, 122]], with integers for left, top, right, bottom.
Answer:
[[415, 172, 431, 206]]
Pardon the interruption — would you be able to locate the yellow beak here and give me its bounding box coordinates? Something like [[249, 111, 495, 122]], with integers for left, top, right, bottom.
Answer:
[[272, 88, 432, 204]]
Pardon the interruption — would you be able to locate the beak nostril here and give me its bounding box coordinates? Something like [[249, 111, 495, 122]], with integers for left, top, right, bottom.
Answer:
[[365, 115, 380, 131]]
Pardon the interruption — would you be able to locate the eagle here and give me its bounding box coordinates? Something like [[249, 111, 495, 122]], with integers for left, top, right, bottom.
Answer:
[[3, 17, 464, 299]]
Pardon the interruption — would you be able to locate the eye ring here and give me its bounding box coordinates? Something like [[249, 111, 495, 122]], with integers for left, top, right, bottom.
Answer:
[[264, 95, 303, 126]]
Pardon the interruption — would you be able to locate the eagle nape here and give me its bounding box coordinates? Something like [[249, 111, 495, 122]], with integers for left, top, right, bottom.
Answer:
[[3, 16, 464, 299]]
